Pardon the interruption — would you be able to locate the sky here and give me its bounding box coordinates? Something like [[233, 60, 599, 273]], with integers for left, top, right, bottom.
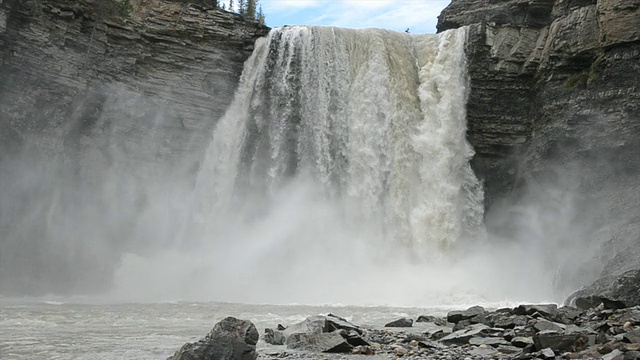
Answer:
[[220, 0, 452, 34]]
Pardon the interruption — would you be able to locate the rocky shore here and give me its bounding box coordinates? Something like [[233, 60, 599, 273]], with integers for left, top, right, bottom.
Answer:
[[169, 280, 640, 360]]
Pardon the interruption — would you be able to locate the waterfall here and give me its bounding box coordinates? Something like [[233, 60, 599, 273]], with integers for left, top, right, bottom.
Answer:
[[197, 26, 483, 252]]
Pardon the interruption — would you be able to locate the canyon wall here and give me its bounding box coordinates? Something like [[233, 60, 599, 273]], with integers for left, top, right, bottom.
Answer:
[[438, 0, 640, 279], [0, 0, 268, 294]]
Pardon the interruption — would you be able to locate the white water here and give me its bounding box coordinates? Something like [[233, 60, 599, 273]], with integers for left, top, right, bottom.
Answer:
[[107, 27, 575, 307], [1, 25, 606, 359], [198, 26, 483, 252]]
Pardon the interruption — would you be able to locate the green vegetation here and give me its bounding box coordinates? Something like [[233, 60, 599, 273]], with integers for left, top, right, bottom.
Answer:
[[564, 73, 587, 90], [564, 52, 606, 90], [224, 0, 265, 25], [587, 52, 605, 86]]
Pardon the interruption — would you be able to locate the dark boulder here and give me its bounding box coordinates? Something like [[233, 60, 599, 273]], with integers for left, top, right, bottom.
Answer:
[[533, 319, 565, 333], [566, 269, 640, 309], [416, 315, 447, 326], [384, 318, 413, 328], [326, 314, 363, 335], [286, 332, 353, 353], [533, 332, 590, 352], [447, 306, 485, 324], [623, 329, 640, 344], [513, 304, 558, 318], [493, 315, 528, 329], [263, 328, 285, 345], [440, 324, 491, 345], [170, 317, 259, 360], [342, 330, 369, 346]]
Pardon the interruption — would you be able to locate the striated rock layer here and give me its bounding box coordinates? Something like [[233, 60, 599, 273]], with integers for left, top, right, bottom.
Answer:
[[438, 0, 640, 285], [0, 0, 268, 294]]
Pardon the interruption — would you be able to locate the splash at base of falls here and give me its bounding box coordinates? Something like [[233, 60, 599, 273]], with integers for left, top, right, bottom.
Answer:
[[197, 26, 483, 253]]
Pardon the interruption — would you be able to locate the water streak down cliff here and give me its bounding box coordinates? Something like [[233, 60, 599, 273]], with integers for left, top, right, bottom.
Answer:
[[197, 26, 484, 250], [438, 0, 640, 278]]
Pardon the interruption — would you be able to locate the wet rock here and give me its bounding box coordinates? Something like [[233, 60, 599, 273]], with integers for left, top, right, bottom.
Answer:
[[264, 328, 285, 345], [494, 315, 529, 329], [416, 315, 447, 326], [286, 332, 353, 353], [534, 332, 589, 352], [326, 314, 363, 335], [469, 336, 510, 347], [556, 307, 584, 324], [171, 317, 258, 360], [511, 336, 534, 348], [447, 306, 485, 323], [624, 329, 640, 343], [343, 330, 369, 347], [440, 324, 490, 345], [575, 296, 604, 310], [384, 318, 413, 328], [514, 304, 558, 318], [425, 326, 453, 340], [534, 319, 566, 333], [568, 270, 640, 309]]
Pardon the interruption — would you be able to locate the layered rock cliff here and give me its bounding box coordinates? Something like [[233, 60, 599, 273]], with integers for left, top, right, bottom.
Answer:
[[0, 0, 268, 294], [438, 0, 640, 284]]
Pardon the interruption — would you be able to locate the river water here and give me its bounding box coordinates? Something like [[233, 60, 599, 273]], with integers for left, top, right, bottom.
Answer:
[[1, 299, 475, 359]]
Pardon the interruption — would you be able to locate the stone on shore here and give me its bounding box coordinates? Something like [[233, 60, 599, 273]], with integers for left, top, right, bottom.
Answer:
[[170, 317, 258, 360], [384, 318, 413, 328], [447, 306, 485, 324]]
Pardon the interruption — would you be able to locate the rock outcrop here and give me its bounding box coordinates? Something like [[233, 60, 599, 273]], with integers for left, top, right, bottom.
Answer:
[[261, 303, 640, 359], [438, 0, 640, 295], [0, 0, 268, 294], [170, 317, 259, 360]]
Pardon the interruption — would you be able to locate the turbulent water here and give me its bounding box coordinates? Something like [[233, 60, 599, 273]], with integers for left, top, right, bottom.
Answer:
[[1, 25, 603, 359], [0, 300, 455, 360], [198, 26, 483, 252]]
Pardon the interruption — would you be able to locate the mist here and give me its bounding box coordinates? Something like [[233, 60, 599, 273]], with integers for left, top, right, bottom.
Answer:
[[0, 26, 617, 308]]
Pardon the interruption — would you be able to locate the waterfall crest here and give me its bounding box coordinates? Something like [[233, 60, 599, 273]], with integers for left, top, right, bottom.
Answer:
[[197, 26, 483, 251]]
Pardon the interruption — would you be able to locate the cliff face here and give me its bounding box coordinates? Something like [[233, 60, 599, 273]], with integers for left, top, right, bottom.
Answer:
[[438, 0, 640, 280], [0, 0, 268, 168], [0, 0, 268, 294]]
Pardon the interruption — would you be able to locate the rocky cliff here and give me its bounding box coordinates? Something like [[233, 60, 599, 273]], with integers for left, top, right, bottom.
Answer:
[[438, 0, 640, 286], [0, 0, 268, 294]]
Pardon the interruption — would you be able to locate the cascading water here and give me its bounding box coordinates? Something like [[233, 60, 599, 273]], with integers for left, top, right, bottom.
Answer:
[[197, 26, 484, 254]]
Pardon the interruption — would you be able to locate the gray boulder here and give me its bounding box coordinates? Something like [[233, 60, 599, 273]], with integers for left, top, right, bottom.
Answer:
[[326, 314, 363, 335], [286, 332, 353, 353], [440, 324, 491, 345], [534, 319, 566, 333], [533, 332, 589, 352], [170, 317, 258, 360], [511, 336, 534, 348], [283, 316, 327, 339], [263, 328, 285, 345], [384, 318, 413, 328], [566, 269, 640, 309], [447, 306, 485, 324], [513, 304, 558, 318], [493, 315, 528, 329], [416, 315, 448, 326]]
